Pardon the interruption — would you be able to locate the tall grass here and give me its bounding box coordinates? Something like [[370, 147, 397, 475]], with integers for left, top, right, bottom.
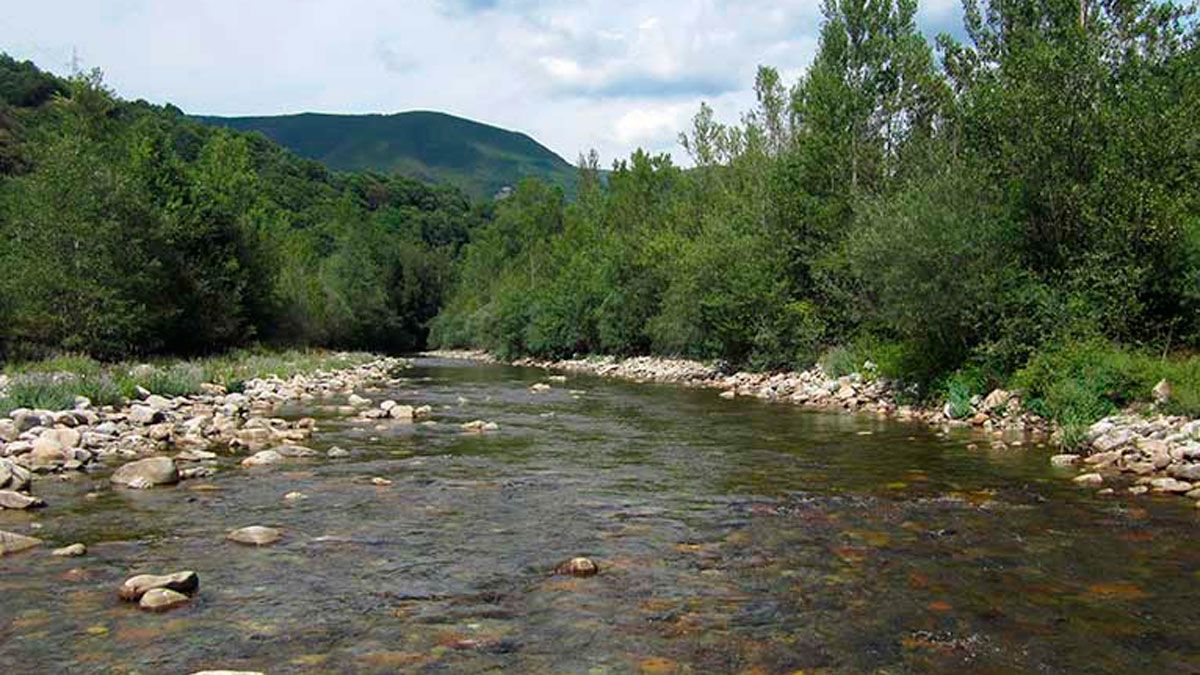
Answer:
[[0, 349, 375, 414]]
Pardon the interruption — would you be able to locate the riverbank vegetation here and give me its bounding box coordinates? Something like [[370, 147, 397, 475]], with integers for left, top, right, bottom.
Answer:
[[0, 350, 374, 413], [2, 0, 1198, 441], [432, 0, 1200, 435], [0, 58, 484, 361]]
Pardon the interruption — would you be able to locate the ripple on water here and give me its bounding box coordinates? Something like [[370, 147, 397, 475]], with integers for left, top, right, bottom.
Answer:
[[2, 358, 1199, 673]]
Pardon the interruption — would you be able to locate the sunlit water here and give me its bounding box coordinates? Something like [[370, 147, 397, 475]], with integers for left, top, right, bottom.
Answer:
[[2, 358, 1198, 673]]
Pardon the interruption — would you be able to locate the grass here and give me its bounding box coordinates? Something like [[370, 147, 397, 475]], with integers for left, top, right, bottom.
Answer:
[[0, 349, 376, 415], [1012, 340, 1200, 446]]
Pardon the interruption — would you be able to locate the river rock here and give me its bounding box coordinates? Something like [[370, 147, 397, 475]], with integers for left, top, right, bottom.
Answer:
[[1092, 430, 1132, 453], [42, 427, 81, 448], [0, 458, 32, 491], [274, 444, 317, 458], [144, 395, 173, 411], [12, 410, 51, 433], [0, 490, 44, 509], [0, 530, 42, 555], [719, 390, 736, 399], [530, 383, 551, 393], [388, 404, 415, 420], [981, 389, 1012, 411], [118, 570, 199, 601], [139, 587, 191, 612], [555, 557, 599, 577], [348, 394, 371, 407], [175, 449, 218, 462], [1073, 473, 1104, 486], [52, 543, 87, 557], [1149, 477, 1193, 493], [327, 446, 350, 458], [241, 450, 283, 467], [111, 457, 179, 488], [128, 405, 165, 426], [461, 420, 499, 433], [29, 435, 67, 470], [227, 525, 283, 546], [0, 419, 16, 442], [1050, 454, 1080, 467], [1168, 463, 1200, 481], [192, 671, 266, 675]]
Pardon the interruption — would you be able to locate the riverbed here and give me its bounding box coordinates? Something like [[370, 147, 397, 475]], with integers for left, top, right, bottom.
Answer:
[[1, 357, 1197, 673]]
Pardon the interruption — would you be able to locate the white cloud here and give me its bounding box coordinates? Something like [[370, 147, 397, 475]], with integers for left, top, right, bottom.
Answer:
[[0, 0, 958, 167], [614, 104, 692, 146]]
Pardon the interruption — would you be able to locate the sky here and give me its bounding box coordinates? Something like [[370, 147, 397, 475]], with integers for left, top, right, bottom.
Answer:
[[0, 0, 963, 166]]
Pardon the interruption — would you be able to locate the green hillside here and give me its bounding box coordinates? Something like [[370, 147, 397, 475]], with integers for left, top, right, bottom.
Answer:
[[193, 111, 578, 199]]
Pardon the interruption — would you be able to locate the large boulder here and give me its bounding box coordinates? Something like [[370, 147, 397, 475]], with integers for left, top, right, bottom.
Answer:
[[111, 457, 180, 489]]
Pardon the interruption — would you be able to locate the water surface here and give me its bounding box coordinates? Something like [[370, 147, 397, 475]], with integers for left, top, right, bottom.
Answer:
[[2, 358, 1198, 673]]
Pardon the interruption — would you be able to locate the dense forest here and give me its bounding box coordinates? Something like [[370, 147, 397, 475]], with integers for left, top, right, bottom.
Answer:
[[0, 56, 486, 361], [432, 0, 1200, 432]]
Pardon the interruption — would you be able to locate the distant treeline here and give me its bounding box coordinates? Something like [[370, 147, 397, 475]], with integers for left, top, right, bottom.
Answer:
[[432, 0, 1200, 430], [0, 56, 487, 360]]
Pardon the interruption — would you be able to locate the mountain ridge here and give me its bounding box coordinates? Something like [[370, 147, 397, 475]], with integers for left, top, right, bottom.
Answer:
[[192, 110, 578, 199]]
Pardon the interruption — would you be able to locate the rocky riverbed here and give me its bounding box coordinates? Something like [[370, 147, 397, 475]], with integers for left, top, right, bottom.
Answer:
[[1, 355, 1198, 673], [0, 356, 422, 520], [427, 350, 1200, 508]]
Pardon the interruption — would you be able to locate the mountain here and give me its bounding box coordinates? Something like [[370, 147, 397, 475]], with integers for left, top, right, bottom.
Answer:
[[193, 110, 578, 199]]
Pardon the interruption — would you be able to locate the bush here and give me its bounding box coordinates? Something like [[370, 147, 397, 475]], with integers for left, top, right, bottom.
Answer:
[[1013, 340, 1200, 444]]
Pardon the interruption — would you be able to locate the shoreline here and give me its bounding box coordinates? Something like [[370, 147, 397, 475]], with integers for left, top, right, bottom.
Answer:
[[423, 350, 1200, 507]]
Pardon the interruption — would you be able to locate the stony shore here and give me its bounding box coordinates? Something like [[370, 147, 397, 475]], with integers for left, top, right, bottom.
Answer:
[[426, 350, 1200, 508], [0, 356, 417, 521]]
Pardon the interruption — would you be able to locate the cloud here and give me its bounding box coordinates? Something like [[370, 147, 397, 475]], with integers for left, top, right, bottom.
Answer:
[[0, 0, 960, 167]]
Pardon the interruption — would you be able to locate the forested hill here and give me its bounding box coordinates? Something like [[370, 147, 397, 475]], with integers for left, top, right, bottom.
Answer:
[[193, 111, 578, 200], [0, 54, 489, 360]]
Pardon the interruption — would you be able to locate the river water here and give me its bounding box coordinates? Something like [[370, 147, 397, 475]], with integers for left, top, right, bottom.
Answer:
[[1, 357, 1198, 673]]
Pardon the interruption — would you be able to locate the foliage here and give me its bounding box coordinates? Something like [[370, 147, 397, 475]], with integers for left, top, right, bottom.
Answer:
[[432, 0, 1200, 435], [0, 59, 483, 361]]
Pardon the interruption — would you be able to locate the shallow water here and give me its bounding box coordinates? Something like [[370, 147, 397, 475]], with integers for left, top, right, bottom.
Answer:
[[2, 357, 1198, 674]]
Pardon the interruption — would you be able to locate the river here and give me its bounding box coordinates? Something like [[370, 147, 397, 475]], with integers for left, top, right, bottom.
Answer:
[[1, 357, 1198, 673]]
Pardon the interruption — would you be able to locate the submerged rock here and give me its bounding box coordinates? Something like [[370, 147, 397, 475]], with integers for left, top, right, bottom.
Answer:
[[327, 446, 350, 459], [1050, 454, 1080, 467], [111, 457, 179, 489], [461, 420, 499, 433], [1073, 473, 1104, 486], [274, 444, 317, 458], [118, 570, 199, 601], [139, 587, 191, 612], [52, 543, 87, 557], [227, 526, 283, 546], [0, 530, 42, 556], [554, 557, 600, 577], [241, 450, 283, 467]]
